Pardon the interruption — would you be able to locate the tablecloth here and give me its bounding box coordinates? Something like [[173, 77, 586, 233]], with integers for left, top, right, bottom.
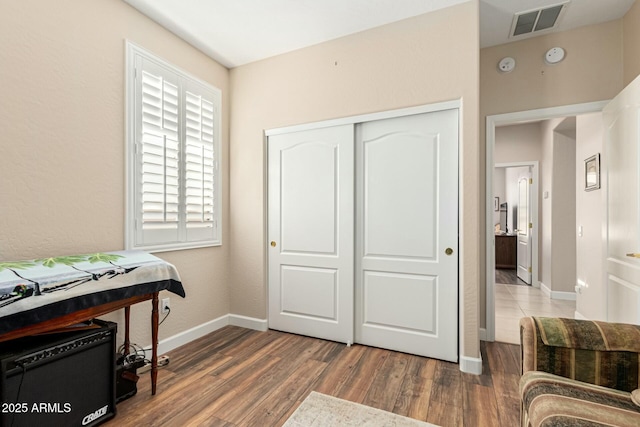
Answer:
[[0, 250, 184, 335]]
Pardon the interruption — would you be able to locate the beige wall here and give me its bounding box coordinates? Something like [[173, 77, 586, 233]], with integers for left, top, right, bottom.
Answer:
[[481, 20, 623, 118], [549, 121, 577, 294], [495, 123, 543, 165], [229, 1, 481, 359], [0, 0, 231, 347], [575, 113, 606, 320], [539, 118, 574, 291], [624, 0, 640, 85], [480, 20, 624, 327]]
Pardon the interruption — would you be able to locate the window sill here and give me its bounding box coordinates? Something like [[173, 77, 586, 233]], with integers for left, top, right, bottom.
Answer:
[[127, 240, 222, 253]]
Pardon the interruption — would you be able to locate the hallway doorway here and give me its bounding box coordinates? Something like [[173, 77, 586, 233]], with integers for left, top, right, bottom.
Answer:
[[484, 101, 608, 342]]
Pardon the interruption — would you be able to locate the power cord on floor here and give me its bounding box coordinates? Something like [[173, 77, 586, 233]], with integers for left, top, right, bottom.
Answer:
[[116, 305, 170, 364], [117, 342, 149, 367], [116, 307, 171, 368]]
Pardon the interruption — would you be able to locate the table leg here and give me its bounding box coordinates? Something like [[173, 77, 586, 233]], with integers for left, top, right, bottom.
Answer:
[[124, 306, 131, 356], [151, 292, 159, 395]]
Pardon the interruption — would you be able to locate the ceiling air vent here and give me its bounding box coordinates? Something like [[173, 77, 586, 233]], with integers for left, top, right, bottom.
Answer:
[[511, 2, 569, 38]]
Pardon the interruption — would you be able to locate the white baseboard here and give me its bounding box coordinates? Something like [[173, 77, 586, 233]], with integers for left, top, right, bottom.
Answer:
[[229, 314, 268, 331], [540, 281, 551, 297], [155, 313, 268, 355], [460, 355, 483, 375], [479, 328, 487, 341], [540, 282, 576, 301], [551, 291, 576, 301], [155, 315, 485, 376]]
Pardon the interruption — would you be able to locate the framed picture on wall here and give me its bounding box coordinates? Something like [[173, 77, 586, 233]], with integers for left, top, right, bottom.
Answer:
[[585, 153, 600, 191], [494, 197, 499, 211]]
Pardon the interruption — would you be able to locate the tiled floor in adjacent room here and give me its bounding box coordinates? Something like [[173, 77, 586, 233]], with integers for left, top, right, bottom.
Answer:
[[494, 270, 576, 344]]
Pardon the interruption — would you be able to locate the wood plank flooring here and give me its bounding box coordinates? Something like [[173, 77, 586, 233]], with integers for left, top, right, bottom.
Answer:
[[495, 268, 528, 286], [106, 326, 521, 427]]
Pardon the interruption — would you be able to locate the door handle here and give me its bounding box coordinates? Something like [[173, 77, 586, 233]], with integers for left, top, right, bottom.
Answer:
[[626, 253, 640, 258], [445, 248, 453, 256], [270, 241, 277, 247]]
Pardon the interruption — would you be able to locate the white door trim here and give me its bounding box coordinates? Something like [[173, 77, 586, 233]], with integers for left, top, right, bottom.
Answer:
[[485, 100, 609, 342], [265, 100, 461, 136]]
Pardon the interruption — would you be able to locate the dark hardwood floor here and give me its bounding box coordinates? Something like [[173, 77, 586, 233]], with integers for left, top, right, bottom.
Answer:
[[106, 326, 521, 427], [495, 268, 529, 286]]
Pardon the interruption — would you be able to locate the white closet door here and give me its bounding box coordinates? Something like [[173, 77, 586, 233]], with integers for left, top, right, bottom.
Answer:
[[604, 75, 640, 324], [355, 110, 459, 362], [267, 125, 354, 344]]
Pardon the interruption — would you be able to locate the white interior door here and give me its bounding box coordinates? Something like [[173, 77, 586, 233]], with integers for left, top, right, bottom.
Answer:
[[604, 75, 640, 324], [355, 110, 459, 362], [268, 125, 354, 344], [516, 174, 532, 284]]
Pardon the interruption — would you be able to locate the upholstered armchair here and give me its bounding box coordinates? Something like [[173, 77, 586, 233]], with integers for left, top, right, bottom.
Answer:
[[519, 316, 640, 426]]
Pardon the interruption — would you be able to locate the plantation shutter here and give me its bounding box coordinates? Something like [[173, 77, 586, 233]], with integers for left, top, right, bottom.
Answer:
[[128, 43, 221, 251], [184, 84, 217, 242], [136, 58, 181, 246]]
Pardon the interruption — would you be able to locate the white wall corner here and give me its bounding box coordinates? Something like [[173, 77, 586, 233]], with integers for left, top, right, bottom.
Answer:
[[540, 281, 551, 297], [460, 355, 483, 375], [157, 314, 229, 355], [229, 314, 268, 331]]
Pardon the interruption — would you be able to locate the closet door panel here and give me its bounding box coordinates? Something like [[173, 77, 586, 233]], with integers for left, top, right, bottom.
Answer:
[[280, 142, 337, 255], [268, 125, 354, 344], [356, 110, 459, 362], [363, 271, 437, 333], [363, 132, 438, 259]]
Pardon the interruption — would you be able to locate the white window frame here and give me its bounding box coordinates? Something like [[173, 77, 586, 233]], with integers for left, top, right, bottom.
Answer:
[[125, 41, 222, 252]]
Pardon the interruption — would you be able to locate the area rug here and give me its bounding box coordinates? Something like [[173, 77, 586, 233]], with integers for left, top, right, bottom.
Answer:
[[283, 391, 439, 427]]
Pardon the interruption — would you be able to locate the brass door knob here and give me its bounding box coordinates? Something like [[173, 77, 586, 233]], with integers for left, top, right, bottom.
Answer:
[[270, 241, 277, 247], [445, 248, 453, 256]]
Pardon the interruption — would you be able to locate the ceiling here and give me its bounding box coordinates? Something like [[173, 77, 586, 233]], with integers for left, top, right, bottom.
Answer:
[[480, 0, 634, 48], [123, 0, 635, 68]]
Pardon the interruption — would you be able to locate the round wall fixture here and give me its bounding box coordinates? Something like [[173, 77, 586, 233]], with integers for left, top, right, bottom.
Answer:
[[545, 47, 565, 64], [497, 57, 516, 73]]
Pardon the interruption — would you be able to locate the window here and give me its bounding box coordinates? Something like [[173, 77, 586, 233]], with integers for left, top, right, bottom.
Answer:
[[126, 42, 221, 251]]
